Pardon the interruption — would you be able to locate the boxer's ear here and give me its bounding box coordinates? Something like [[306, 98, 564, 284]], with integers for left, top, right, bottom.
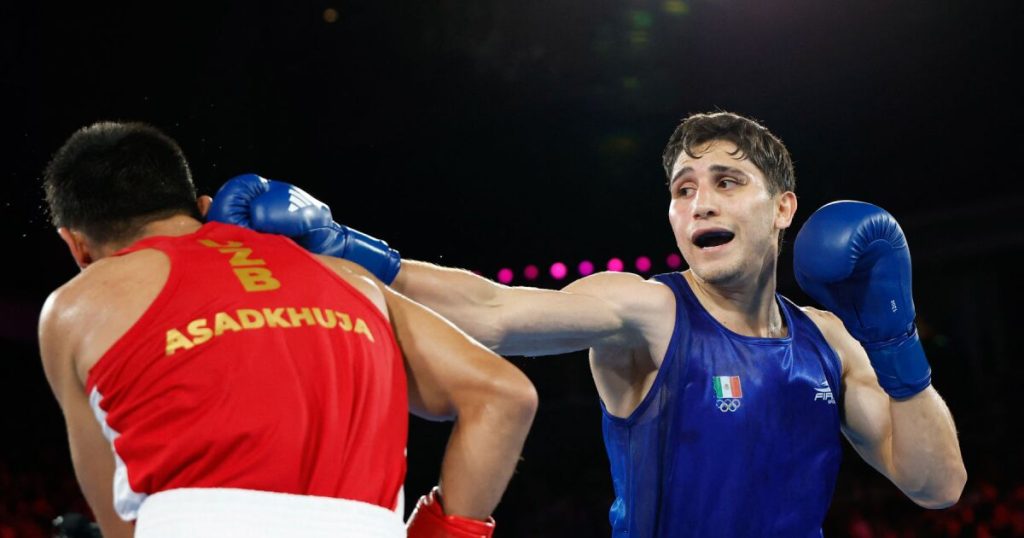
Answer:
[[197, 195, 213, 218], [58, 227, 94, 270], [775, 191, 797, 230]]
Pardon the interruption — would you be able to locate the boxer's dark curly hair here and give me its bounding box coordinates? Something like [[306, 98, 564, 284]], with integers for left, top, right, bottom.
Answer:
[[662, 111, 795, 196], [43, 121, 201, 245]]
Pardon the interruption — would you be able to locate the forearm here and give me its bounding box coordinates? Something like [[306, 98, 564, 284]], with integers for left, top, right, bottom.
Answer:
[[393, 260, 508, 347], [889, 386, 966, 508], [436, 385, 537, 519]]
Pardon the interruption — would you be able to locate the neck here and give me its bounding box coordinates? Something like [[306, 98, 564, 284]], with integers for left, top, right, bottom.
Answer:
[[94, 215, 204, 259], [684, 256, 785, 338]]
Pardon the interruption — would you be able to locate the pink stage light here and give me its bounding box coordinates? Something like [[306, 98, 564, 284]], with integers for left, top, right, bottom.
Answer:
[[497, 268, 514, 284], [523, 264, 539, 281], [635, 256, 652, 272], [666, 253, 683, 269], [578, 260, 595, 276], [550, 262, 568, 280], [607, 258, 624, 272]]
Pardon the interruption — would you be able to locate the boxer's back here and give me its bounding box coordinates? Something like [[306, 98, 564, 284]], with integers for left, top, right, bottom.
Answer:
[[82, 222, 407, 521]]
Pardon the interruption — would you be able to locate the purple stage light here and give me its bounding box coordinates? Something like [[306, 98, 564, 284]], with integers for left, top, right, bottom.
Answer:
[[666, 253, 682, 269], [497, 268, 514, 284], [607, 258, 624, 272], [578, 260, 595, 276], [635, 256, 652, 272], [550, 262, 568, 280], [523, 264, 539, 280]]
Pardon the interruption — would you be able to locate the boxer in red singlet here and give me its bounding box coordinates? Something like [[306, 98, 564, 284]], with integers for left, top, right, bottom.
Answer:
[[38, 122, 537, 537]]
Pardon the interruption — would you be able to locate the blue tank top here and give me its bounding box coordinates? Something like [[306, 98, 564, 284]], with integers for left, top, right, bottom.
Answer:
[[601, 272, 843, 537]]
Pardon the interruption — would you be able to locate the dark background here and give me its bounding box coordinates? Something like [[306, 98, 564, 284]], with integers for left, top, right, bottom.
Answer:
[[2, 0, 1022, 535]]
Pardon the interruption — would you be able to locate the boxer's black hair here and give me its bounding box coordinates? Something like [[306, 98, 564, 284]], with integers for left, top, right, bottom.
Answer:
[[43, 121, 201, 245], [662, 111, 795, 196]]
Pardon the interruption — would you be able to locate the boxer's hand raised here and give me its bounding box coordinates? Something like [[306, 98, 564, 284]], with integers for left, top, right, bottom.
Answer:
[[794, 201, 931, 399]]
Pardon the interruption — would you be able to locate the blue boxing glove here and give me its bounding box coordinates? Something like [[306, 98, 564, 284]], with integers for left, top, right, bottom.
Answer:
[[207, 174, 402, 284], [794, 201, 931, 399]]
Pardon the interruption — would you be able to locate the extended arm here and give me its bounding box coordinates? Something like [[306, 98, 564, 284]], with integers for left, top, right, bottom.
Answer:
[[392, 260, 652, 356], [208, 174, 654, 357]]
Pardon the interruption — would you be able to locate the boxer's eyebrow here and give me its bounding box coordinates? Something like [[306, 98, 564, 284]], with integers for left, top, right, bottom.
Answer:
[[669, 166, 694, 186], [669, 165, 749, 185], [709, 165, 750, 179]]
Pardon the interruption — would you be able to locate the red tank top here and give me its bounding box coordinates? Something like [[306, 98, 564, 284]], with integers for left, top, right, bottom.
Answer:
[[85, 222, 407, 519]]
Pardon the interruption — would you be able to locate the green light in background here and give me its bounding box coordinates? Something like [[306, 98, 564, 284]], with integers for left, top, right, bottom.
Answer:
[[630, 10, 654, 28]]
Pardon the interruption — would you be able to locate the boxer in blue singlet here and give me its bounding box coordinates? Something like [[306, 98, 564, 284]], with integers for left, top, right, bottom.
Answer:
[[210, 111, 966, 537]]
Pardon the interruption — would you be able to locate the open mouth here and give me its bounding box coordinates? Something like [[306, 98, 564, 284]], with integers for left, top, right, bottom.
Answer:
[[693, 230, 735, 249]]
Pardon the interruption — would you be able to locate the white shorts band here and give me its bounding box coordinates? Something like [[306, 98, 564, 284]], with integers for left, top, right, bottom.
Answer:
[[135, 488, 405, 538]]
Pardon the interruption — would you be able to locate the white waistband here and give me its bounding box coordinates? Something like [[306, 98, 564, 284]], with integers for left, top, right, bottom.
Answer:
[[135, 488, 405, 538]]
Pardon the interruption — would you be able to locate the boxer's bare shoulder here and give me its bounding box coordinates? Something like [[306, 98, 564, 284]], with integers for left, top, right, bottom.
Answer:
[[41, 249, 170, 384], [801, 306, 864, 378], [313, 254, 388, 317], [563, 271, 677, 351]]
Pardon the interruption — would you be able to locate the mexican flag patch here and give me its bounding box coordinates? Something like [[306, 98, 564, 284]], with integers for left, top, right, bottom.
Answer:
[[713, 376, 743, 399]]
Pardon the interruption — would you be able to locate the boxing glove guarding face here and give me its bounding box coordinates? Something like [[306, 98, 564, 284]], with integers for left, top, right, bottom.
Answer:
[[794, 201, 930, 398], [794, 202, 916, 345]]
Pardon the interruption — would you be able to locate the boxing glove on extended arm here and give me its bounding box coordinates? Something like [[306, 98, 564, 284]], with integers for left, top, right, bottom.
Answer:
[[207, 174, 402, 284], [794, 201, 931, 399], [406, 488, 496, 538]]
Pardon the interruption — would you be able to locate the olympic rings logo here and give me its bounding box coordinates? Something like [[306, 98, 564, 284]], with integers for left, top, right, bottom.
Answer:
[[716, 399, 741, 412]]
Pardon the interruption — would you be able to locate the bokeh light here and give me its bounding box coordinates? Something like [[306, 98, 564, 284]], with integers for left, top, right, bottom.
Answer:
[[550, 262, 568, 280]]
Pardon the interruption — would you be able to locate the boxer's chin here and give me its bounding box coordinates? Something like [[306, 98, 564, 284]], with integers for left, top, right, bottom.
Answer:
[[690, 257, 746, 286]]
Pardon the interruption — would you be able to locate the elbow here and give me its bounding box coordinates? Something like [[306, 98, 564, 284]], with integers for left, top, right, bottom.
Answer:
[[476, 365, 539, 430], [910, 465, 968, 509], [500, 369, 539, 427]]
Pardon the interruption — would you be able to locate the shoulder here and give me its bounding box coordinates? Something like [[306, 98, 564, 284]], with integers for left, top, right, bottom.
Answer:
[[563, 271, 674, 310], [312, 255, 389, 317], [799, 305, 862, 376], [40, 249, 170, 393], [564, 271, 676, 341]]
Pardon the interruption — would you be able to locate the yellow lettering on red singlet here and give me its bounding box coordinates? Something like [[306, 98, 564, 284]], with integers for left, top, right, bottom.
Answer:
[[312, 308, 337, 328], [234, 268, 281, 292], [200, 238, 281, 293], [163, 304, 381, 355], [199, 239, 243, 249], [287, 307, 315, 327], [221, 247, 266, 267], [214, 311, 243, 335], [236, 309, 265, 329], [187, 318, 213, 346], [262, 308, 292, 328], [353, 318, 375, 343], [335, 312, 353, 331], [166, 328, 195, 356]]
